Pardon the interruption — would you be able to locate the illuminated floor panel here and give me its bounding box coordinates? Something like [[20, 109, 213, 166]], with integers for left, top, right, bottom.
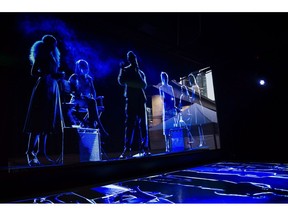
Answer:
[[14, 161, 288, 203]]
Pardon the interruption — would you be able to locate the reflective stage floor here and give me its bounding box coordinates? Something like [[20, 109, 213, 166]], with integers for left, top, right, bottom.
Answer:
[[13, 161, 288, 204]]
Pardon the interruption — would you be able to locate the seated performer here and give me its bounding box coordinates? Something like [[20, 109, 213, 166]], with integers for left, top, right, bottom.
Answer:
[[68, 59, 108, 136]]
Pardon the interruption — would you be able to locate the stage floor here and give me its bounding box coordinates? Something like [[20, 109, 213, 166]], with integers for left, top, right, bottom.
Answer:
[[13, 161, 288, 204]]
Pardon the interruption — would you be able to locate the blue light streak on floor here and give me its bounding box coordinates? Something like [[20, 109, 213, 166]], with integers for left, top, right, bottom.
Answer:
[[14, 161, 288, 203]]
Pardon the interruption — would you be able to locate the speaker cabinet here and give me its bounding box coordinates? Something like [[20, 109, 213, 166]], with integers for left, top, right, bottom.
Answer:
[[169, 128, 191, 151], [78, 128, 101, 162], [64, 127, 101, 163]]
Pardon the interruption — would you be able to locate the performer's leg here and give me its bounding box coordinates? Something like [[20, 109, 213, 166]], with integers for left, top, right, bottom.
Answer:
[[139, 104, 150, 155], [163, 115, 171, 152], [198, 125, 206, 147], [67, 105, 77, 126], [26, 133, 41, 166], [120, 102, 135, 158], [41, 133, 48, 158], [164, 133, 170, 152], [87, 98, 109, 136], [86, 98, 97, 128], [181, 119, 194, 148]]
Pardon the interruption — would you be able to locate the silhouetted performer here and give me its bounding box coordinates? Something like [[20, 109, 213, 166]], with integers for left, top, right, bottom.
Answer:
[[23, 35, 64, 166], [178, 85, 194, 148], [68, 59, 108, 136], [159, 72, 178, 152], [118, 51, 150, 158], [188, 73, 206, 147]]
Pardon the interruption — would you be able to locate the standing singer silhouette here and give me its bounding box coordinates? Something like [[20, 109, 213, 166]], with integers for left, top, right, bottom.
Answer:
[[118, 51, 150, 158], [23, 35, 64, 166]]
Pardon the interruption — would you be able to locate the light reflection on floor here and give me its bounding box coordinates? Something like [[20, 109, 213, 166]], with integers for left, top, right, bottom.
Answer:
[[14, 161, 288, 203]]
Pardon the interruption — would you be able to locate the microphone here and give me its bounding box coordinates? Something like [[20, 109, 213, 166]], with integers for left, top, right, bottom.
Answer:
[[180, 76, 187, 81]]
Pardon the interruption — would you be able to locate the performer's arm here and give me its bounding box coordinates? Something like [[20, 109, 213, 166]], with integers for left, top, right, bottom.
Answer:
[[138, 70, 147, 89], [68, 74, 78, 97], [89, 78, 97, 99], [31, 59, 41, 77], [118, 68, 126, 86]]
